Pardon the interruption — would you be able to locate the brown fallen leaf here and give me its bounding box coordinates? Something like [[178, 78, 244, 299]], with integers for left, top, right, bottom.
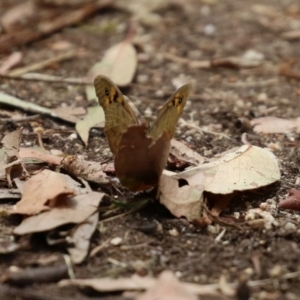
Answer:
[[278, 188, 300, 210], [62, 155, 109, 185], [11, 169, 80, 215], [251, 116, 300, 134], [137, 271, 197, 300], [67, 211, 99, 264], [115, 125, 170, 191], [14, 191, 104, 235]]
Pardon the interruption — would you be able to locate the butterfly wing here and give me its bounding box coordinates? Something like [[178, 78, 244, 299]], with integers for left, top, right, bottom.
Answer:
[[94, 75, 138, 154], [149, 84, 190, 141]]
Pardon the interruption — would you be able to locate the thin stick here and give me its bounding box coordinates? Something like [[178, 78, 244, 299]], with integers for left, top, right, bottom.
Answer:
[[0, 1, 112, 52], [0, 72, 89, 85], [9, 50, 78, 76]]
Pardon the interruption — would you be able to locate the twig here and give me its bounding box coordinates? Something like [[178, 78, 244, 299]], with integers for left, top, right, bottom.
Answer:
[[0, 114, 40, 123], [179, 119, 233, 140], [223, 78, 279, 88], [0, 1, 112, 52], [63, 255, 75, 280], [89, 238, 111, 257], [9, 50, 78, 76], [0, 72, 89, 85]]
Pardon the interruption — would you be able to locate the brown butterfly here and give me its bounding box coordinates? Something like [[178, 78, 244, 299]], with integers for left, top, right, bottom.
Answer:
[[94, 75, 189, 191]]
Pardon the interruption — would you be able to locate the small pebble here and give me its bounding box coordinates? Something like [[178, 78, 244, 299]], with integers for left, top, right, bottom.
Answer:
[[269, 265, 282, 277], [169, 228, 179, 236], [207, 225, 217, 234], [260, 202, 268, 210], [257, 93, 268, 102], [155, 90, 165, 98], [103, 148, 113, 157], [67, 133, 77, 140], [203, 24, 216, 36], [283, 222, 297, 234], [137, 52, 150, 62], [110, 237, 123, 246], [144, 107, 152, 118], [136, 74, 149, 84]]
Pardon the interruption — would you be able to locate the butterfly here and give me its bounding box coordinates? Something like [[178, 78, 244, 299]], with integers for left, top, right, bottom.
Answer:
[[94, 75, 190, 191]]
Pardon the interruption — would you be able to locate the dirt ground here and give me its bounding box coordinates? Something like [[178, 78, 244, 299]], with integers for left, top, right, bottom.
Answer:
[[1, 0, 300, 299]]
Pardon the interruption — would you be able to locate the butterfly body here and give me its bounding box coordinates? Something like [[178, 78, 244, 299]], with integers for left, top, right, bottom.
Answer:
[[94, 75, 189, 191]]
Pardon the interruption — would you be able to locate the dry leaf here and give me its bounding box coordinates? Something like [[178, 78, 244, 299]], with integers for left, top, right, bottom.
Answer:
[[62, 156, 109, 185], [11, 169, 80, 215], [115, 124, 170, 191], [67, 212, 99, 264], [0, 52, 23, 74], [251, 117, 300, 134], [177, 144, 280, 194], [159, 175, 204, 221], [14, 191, 105, 235], [19, 147, 63, 166], [159, 144, 280, 220], [59, 270, 220, 296], [278, 188, 300, 210], [137, 271, 197, 300], [75, 106, 104, 146], [53, 105, 86, 124], [1, 129, 22, 162], [87, 41, 137, 88], [1, 1, 35, 31]]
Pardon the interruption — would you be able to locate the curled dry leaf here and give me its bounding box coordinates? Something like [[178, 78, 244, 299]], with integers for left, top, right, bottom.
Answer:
[[62, 156, 109, 185], [159, 144, 280, 220], [251, 117, 300, 134], [278, 188, 300, 210], [67, 212, 99, 264], [19, 147, 63, 166], [115, 124, 170, 191], [14, 191, 105, 235], [11, 169, 80, 215]]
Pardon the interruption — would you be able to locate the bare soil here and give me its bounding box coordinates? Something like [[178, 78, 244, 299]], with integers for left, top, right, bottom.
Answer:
[[1, 0, 300, 299]]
